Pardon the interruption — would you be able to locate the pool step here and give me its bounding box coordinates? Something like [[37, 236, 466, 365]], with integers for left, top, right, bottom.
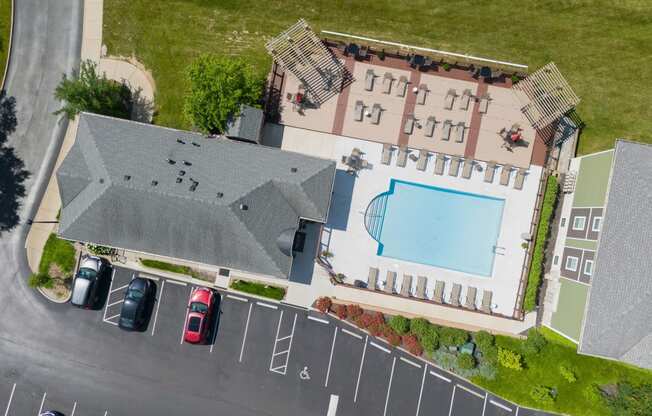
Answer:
[[364, 193, 389, 241]]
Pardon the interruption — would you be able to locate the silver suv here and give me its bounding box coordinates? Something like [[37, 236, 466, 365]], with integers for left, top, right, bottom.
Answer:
[[71, 255, 107, 309]]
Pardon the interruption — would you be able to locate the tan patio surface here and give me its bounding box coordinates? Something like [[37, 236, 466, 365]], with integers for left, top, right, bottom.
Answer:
[[278, 70, 339, 133]]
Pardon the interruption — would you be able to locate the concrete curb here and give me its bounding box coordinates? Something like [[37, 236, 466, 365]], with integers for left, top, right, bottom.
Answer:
[[0, 0, 14, 89], [37, 286, 71, 304]]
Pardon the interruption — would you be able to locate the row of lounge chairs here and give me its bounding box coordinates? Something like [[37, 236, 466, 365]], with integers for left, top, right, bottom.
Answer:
[[403, 116, 465, 143], [444, 88, 474, 111], [366, 70, 409, 97], [353, 100, 382, 124], [484, 161, 528, 190], [367, 267, 493, 313]]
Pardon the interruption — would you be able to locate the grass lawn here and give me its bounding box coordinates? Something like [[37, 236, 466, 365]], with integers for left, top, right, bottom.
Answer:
[[140, 258, 193, 275], [0, 0, 11, 85], [230, 279, 285, 301], [103, 0, 652, 155], [39, 234, 76, 277]]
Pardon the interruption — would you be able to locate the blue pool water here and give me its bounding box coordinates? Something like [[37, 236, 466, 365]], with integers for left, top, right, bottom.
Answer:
[[366, 179, 505, 276]]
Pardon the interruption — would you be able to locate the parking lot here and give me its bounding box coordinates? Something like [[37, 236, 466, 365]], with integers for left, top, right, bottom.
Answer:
[[0, 266, 554, 415]]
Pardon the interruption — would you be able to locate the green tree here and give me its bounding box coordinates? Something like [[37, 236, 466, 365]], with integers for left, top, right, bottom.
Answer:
[[439, 327, 469, 347], [388, 315, 410, 334], [606, 382, 652, 416], [473, 330, 495, 352], [184, 54, 264, 134], [54, 60, 132, 120], [530, 385, 555, 405], [523, 328, 548, 355]]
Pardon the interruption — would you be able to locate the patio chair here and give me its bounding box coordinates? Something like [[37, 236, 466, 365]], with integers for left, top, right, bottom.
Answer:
[[465, 287, 477, 310], [448, 156, 462, 177], [371, 103, 382, 125], [479, 93, 490, 114], [454, 122, 466, 143], [415, 276, 427, 299], [425, 116, 436, 137], [368, 267, 379, 290], [462, 159, 474, 179], [381, 143, 393, 165], [459, 89, 472, 110], [400, 274, 413, 297], [434, 154, 446, 175], [480, 290, 493, 313], [514, 168, 527, 190], [396, 146, 409, 167], [416, 149, 429, 171], [444, 89, 456, 110], [417, 84, 428, 105], [433, 281, 445, 304], [484, 161, 497, 183], [354, 100, 364, 122], [396, 75, 408, 97], [441, 120, 452, 141], [365, 69, 375, 91], [384, 271, 397, 294], [382, 72, 393, 94], [449, 283, 462, 307], [403, 115, 415, 135], [500, 164, 513, 186]]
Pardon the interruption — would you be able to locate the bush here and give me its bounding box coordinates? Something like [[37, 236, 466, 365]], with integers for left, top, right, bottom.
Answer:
[[478, 362, 497, 380], [86, 244, 115, 256], [474, 331, 495, 352], [498, 348, 523, 371], [605, 382, 652, 416], [346, 304, 363, 319], [383, 327, 402, 346], [184, 54, 264, 134], [457, 353, 476, 370], [523, 328, 548, 355], [559, 365, 577, 383], [315, 297, 332, 313], [481, 345, 498, 365], [530, 385, 556, 405], [355, 313, 374, 329], [333, 304, 347, 320], [420, 327, 439, 354], [409, 318, 431, 339], [402, 334, 423, 356], [28, 273, 54, 289], [388, 315, 410, 334], [439, 327, 469, 347]]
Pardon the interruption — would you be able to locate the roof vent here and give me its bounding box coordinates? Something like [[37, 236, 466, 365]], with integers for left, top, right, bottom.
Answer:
[[290, 167, 298, 173], [189, 181, 198, 192], [192, 142, 200, 147], [167, 158, 176, 165], [177, 138, 185, 144], [239, 204, 249, 211], [176, 177, 183, 184], [151, 180, 158, 186], [216, 192, 224, 198], [183, 160, 192, 166], [178, 170, 186, 176], [99, 178, 104, 184], [124, 175, 131, 181]]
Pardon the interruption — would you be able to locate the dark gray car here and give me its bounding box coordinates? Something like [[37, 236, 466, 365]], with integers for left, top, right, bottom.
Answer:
[[118, 277, 156, 331]]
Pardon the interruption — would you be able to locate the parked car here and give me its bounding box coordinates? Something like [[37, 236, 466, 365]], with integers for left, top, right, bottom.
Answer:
[[119, 277, 156, 331], [70, 255, 108, 309], [39, 411, 65, 416], [183, 287, 217, 344]]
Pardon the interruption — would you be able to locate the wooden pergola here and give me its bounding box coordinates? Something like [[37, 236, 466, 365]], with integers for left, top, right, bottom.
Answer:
[[266, 19, 346, 106], [513, 62, 580, 130]]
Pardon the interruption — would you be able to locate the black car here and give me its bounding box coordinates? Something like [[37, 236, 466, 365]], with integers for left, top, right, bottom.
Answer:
[[118, 277, 156, 331]]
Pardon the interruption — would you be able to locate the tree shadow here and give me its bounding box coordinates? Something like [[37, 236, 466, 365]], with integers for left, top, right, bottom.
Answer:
[[130, 86, 155, 123], [0, 90, 30, 233]]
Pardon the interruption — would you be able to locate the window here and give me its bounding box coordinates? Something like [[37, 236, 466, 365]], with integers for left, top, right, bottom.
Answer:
[[584, 260, 594, 276], [560, 217, 567, 227], [553, 255, 559, 266], [572, 216, 586, 231], [592, 217, 602, 232], [565, 256, 579, 272]]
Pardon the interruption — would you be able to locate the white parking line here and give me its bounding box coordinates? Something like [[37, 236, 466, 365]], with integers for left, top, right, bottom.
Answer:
[[341, 328, 362, 340], [105, 314, 120, 321], [239, 303, 253, 362], [327, 394, 339, 416], [515, 406, 520, 416], [457, 383, 484, 399], [269, 312, 298, 375], [307, 315, 329, 324], [138, 273, 159, 281], [103, 411, 108, 416], [490, 399, 513, 412], [227, 294, 248, 303], [3, 383, 15, 416], [102, 269, 117, 321], [400, 356, 421, 369], [71, 401, 77, 416], [180, 288, 193, 344], [324, 327, 338, 387], [429, 370, 452, 383], [38, 392, 46, 415], [166, 279, 187, 286], [110, 284, 129, 293], [448, 385, 456, 416], [353, 335, 368, 403], [106, 299, 124, 308], [370, 341, 390, 354], [151, 279, 166, 336], [256, 301, 278, 310], [382, 357, 396, 416], [415, 363, 427, 416], [482, 392, 488, 416]]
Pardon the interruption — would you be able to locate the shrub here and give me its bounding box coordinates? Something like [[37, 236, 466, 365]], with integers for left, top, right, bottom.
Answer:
[[28, 273, 54, 289], [442, 62, 451, 71], [388, 315, 410, 334], [368, 323, 385, 337], [315, 297, 332, 313], [605, 382, 652, 416], [559, 365, 577, 383], [409, 318, 431, 339], [370, 311, 386, 326], [523, 328, 547, 355], [498, 348, 523, 371], [346, 304, 363, 319], [457, 353, 476, 370], [439, 327, 469, 347], [333, 304, 347, 320], [473, 331, 495, 352], [355, 313, 374, 329], [530, 385, 555, 404], [481, 345, 498, 365], [402, 334, 423, 356], [420, 327, 439, 354], [86, 244, 115, 256], [383, 327, 402, 346], [478, 362, 497, 380]]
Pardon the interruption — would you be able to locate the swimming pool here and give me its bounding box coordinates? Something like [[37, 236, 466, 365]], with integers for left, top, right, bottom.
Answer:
[[365, 179, 505, 276]]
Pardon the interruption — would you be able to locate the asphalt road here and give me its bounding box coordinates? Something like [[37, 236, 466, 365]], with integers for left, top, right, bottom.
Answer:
[[0, 2, 555, 415]]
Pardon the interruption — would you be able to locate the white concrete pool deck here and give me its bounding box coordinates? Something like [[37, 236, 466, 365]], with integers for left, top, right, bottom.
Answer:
[[279, 126, 542, 317]]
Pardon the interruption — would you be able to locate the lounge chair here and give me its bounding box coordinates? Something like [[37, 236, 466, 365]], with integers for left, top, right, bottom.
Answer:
[[382, 72, 393, 94], [444, 89, 456, 110], [462, 159, 474, 179], [400, 274, 413, 297], [433, 281, 445, 304], [416, 149, 429, 171], [514, 168, 527, 190], [368, 267, 379, 290], [381, 144, 392, 165], [441, 120, 452, 141], [449, 283, 462, 307], [480, 290, 493, 313], [484, 161, 497, 183], [454, 122, 465, 143], [403, 115, 415, 135], [478, 94, 490, 114], [396, 75, 408, 97], [425, 116, 436, 137], [500, 164, 513, 186], [459, 89, 472, 110], [434, 154, 446, 175], [365, 69, 375, 91], [384, 271, 397, 294], [465, 287, 477, 310], [396, 146, 409, 167], [448, 157, 461, 176], [354, 100, 364, 121], [415, 276, 427, 299], [417, 84, 428, 105], [371, 103, 382, 125]]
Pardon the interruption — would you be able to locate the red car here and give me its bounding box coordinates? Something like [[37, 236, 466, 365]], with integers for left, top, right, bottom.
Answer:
[[184, 287, 215, 344]]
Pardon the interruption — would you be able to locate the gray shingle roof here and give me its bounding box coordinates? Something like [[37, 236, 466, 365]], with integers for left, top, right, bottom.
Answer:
[[578, 140, 652, 369], [57, 113, 335, 278], [225, 104, 264, 142]]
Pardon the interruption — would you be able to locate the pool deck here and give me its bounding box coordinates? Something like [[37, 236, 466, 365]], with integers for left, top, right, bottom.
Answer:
[[277, 126, 542, 317]]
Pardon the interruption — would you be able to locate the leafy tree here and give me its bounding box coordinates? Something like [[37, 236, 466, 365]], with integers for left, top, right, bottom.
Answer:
[[530, 385, 555, 405], [498, 348, 523, 371], [457, 353, 476, 370], [184, 54, 264, 134], [420, 327, 439, 354], [473, 330, 495, 352], [439, 327, 469, 347], [409, 318, 431, 338], [54, 60, 132, 120], [523, 328, 547, 355], [606, 382, 652, 416], [388, 315, 410, 334]]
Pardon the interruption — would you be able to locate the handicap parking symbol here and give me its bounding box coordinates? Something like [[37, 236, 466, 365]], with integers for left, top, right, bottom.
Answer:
[[299, 366, 310, 380]]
